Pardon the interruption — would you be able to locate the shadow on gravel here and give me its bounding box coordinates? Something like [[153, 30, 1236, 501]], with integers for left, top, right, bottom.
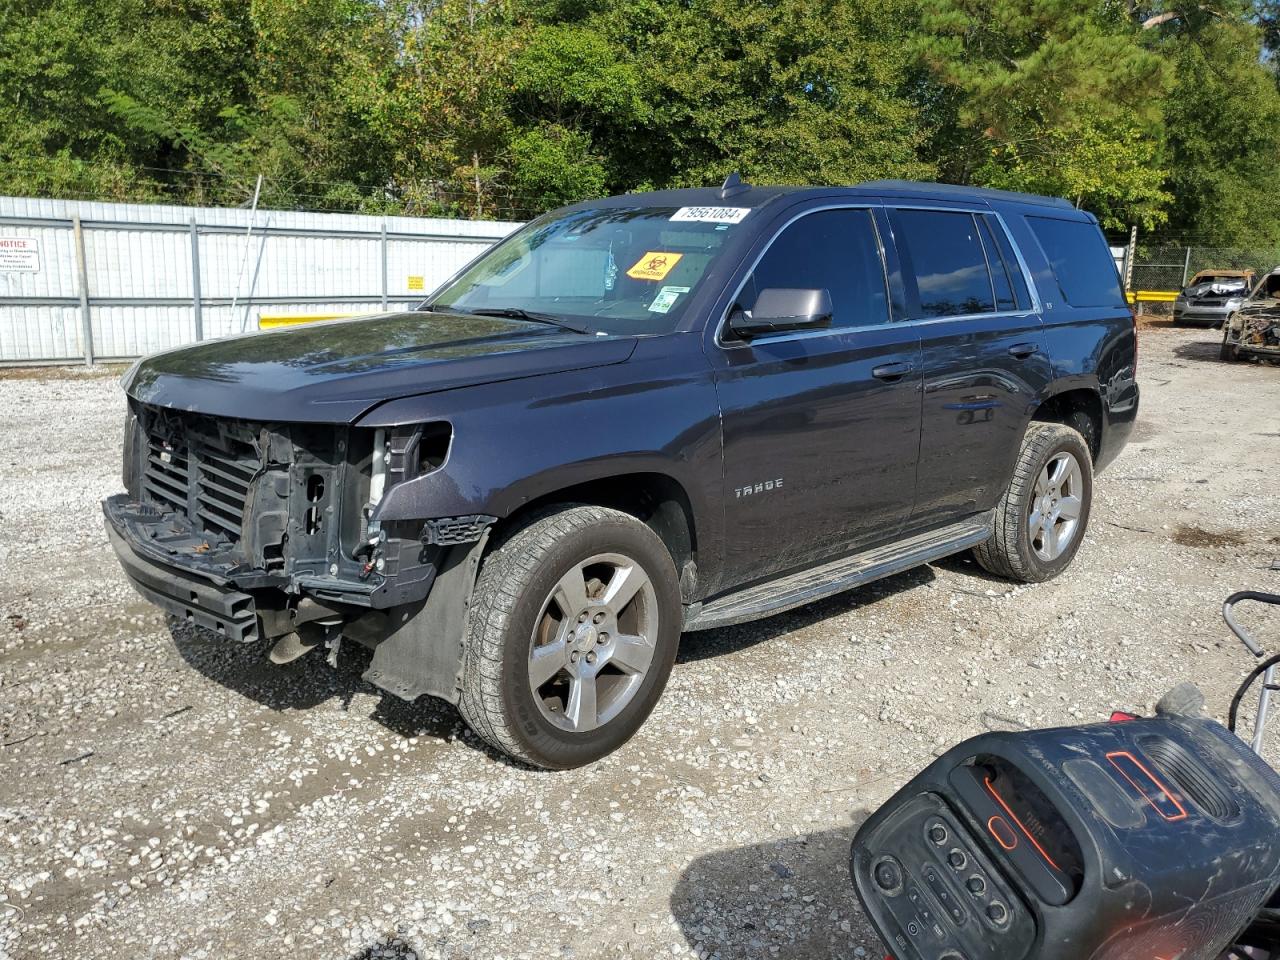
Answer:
[[678, 566, 935, 664], [1172, 338, 1234, 364], [671, 817, 879, 958], [167, 617, 467, 743], [930, 551, 1011, 585]]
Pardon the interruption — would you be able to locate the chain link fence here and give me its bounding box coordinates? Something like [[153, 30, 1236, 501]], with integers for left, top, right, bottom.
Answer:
[[1130, 244, 1280, 293]]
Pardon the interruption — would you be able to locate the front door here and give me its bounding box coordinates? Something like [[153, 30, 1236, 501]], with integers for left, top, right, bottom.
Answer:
[[885, 206, 1054, 529], [707, 206, 923, 589]]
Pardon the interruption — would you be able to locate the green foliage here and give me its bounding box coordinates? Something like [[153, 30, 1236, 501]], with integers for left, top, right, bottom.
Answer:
[[914, 0, 1171, 228], [0, 0, 1277, 242], [507, 124, 609, 210], [975, 117, 1172, 231], [1162, 14, 1280, 245]]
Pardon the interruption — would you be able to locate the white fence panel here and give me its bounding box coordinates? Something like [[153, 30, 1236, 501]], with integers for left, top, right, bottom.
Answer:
[[0, 306, 82, 361], [0, 196, 521, 363]]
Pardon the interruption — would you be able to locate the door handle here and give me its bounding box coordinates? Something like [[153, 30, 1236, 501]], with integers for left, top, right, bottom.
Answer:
[[1008, 343, 1038, 360], [871, 361, 914, 382]]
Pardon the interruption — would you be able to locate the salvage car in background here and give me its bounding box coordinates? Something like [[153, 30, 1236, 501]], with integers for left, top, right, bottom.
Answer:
[[1222, 267, 1280, 362], [1173, 269, 1255, 327]]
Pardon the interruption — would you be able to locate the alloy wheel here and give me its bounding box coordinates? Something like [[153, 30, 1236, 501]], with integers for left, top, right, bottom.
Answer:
[[527, 553, 658, 733], [1028, 451, 1084, 562]]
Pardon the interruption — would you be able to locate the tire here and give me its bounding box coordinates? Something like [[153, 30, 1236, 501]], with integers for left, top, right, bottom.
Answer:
[[1221, 326, 1241, 362], [1156, 682, 1206, 718], [973, 423, 1094, 584], [457, 505, 681, 769]]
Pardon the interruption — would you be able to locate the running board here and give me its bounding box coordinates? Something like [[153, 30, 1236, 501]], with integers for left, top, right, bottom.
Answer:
[[683, 513, 994, 632]]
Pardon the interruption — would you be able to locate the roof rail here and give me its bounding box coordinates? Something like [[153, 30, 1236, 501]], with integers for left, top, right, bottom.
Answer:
[[858, 180, 1075, 210]]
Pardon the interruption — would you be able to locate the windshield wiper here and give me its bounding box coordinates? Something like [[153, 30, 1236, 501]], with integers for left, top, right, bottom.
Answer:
[[461, 307, 592, 335]]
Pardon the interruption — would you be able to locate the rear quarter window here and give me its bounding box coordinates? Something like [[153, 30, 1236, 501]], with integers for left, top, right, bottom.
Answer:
[[1026, 216, 1126, 308]]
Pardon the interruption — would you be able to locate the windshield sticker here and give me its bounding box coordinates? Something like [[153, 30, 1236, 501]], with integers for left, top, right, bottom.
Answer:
[[604, 248, 618, 291], [627, 251, 683, 281], [670, 206, 751, 225], [648, 285, 691, 314]]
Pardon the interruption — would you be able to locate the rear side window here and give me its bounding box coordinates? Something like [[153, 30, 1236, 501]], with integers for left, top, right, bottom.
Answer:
[[976, 216, 1017, 311], [738, 208, 889, 330], [977, 214, 1031, 311], [891, 210, 995, 318], [1026, 216, 1126, 307]]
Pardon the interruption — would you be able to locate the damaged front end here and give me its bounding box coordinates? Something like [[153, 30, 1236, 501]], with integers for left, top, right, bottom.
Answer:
[[1175, 278, 1249, 326], [1224, 269, 1280, 360], [104, 401, 492, 697]]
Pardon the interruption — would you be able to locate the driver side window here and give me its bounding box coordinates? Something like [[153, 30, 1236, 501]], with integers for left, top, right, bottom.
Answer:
[[739, 208, 890, 330]]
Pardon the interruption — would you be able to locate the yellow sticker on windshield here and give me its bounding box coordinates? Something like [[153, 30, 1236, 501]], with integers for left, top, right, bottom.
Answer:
[[626, 251, 683, 281]]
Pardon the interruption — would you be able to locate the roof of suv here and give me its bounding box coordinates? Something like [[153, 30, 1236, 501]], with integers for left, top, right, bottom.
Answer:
[[594, 179, 1077, 213]]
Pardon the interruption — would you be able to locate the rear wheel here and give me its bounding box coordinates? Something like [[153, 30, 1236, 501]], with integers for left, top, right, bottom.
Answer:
[[974, 423, 1093, 583], [458, 505, 681, 769]]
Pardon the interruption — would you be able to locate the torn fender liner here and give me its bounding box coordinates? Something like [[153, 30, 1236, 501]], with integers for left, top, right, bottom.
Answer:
[[362, 527, 492, 704]]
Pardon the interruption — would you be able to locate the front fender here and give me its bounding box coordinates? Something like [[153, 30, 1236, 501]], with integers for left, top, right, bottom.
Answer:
[[355, 335, 726, 584]]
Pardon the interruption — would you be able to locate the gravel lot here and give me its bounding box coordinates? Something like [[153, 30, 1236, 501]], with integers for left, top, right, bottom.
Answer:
[[2, 325, 1279, 960]]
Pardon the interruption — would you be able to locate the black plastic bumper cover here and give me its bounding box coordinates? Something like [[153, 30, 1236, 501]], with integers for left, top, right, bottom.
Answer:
[[105, 516, 260, 642]]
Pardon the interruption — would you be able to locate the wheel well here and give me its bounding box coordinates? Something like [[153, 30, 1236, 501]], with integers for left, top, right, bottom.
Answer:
[[1031, 389, 1103, 461], [502, 473, 698, 598]]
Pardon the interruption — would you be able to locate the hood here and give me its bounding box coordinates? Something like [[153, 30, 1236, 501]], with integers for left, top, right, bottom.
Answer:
[[1183, 279, 1249, 299], [125, 311, 638, 423]]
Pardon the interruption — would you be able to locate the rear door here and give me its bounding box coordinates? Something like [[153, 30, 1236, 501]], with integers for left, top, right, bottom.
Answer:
[[885, 206, 1053, 529], [706, 205, 923, 588]]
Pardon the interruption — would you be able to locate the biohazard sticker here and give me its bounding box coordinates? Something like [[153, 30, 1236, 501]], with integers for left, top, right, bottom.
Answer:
[[627, 251, 683, 281], [670, 206, 750, 225]]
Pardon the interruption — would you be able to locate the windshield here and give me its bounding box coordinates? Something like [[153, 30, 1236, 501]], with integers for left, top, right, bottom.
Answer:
[[1254, 272, 1280, 300], [426, 205, 748, 335]]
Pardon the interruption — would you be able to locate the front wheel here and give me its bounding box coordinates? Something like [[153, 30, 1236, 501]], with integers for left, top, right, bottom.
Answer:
[[458, 505, 681, 769], [974, 423, 1094, 583], [1221, 324, 1241, 362]]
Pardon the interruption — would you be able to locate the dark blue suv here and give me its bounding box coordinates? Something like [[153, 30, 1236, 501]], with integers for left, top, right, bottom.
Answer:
[[104, 178, 1139, 767]]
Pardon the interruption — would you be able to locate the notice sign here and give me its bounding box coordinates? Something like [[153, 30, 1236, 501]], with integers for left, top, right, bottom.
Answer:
[[0, 237, 40, 272]]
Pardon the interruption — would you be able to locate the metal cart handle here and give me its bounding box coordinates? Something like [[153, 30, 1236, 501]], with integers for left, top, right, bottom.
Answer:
[[1223, 591, 1280, 658], [1223, 591, 1280, 754]]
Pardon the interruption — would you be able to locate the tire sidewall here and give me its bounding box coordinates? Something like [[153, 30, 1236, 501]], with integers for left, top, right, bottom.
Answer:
[[498, 516, 681, 768], [1221, 326, 1240, 362], [1014, 430, 1094, 581]]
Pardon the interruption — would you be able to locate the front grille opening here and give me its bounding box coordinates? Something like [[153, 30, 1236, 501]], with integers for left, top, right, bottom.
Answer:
[[144, 438, 190, 512], [140, 409, 262, 546], [195, 436, 256, 541], [1138, 736, 1241, 822]]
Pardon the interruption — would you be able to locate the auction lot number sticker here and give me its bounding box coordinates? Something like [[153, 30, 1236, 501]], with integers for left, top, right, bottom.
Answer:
[[670, 206, 751, 225], [0, 237, 40, 272]]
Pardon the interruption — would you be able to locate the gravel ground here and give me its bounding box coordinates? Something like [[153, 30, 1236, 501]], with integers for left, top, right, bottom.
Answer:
[[2, 325, 1279, 960]]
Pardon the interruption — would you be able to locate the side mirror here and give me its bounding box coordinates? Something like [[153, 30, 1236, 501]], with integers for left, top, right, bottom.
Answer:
[[729, 288, 833, 338]]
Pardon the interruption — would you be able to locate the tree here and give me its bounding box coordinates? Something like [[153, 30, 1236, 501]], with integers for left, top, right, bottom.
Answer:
[[975, 117, 1172, 230], [914, 0, 1171, 226], [1, 0, 1275, 239], [594, 0, 935, 189], [1160, 14, 1280, 244]]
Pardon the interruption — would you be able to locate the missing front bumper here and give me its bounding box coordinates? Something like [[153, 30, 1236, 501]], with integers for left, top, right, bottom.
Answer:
[[104, 515, 260, 642]]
